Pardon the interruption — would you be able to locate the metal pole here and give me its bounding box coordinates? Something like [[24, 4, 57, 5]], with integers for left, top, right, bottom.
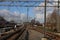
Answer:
[[57, 0, 60, 32], [27, 7, 29, 22], [25, 7, 29, 40], [58, 0, 59, 8], [44, 0, 46, 37]]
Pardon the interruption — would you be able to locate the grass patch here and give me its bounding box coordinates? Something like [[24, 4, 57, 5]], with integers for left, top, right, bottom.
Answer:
[[37, 26, 53, 32]]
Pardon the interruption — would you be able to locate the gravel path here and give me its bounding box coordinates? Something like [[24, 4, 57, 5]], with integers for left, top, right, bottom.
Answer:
[[28, 29, 44, 40]]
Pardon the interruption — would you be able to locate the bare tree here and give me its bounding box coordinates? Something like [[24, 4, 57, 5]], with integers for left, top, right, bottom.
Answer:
[[46, 9, 58, 30]]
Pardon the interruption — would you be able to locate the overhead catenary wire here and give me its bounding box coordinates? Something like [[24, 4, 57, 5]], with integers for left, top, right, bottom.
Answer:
[[0, 1, 59, 7]]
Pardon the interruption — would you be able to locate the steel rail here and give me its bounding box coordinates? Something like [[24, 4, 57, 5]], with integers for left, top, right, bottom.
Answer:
[[0, 27, 25, 40], [30, 27, 60, 40]]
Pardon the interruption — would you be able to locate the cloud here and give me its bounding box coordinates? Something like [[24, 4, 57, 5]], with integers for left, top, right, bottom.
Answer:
[[47, 0, 59, 6], [53, 0, 58, 1], [36, 14, 44, 19], [35, 14, 44, 23], [13, 11, 20, 16], [0, 9, 26, 23], [33, 1, 56, 23]]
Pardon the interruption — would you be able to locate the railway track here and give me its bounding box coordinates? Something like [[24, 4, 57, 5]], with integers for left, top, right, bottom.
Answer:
[[0, 26, 26, 40], [30, 27, 60, 40]]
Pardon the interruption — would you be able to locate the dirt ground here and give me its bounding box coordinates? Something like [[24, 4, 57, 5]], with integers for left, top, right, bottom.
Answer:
[[28, 29, 44, 40]]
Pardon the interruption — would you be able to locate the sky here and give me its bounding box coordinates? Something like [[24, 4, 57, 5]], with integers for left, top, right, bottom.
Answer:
[[0, 0, 59, 23]]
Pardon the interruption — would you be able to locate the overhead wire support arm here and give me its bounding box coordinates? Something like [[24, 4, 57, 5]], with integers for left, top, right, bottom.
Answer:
[[0, 5, 60, 7], [0, 0, 44, 2], [0, 0, 60, 7], [0, 0, 59, 3]]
